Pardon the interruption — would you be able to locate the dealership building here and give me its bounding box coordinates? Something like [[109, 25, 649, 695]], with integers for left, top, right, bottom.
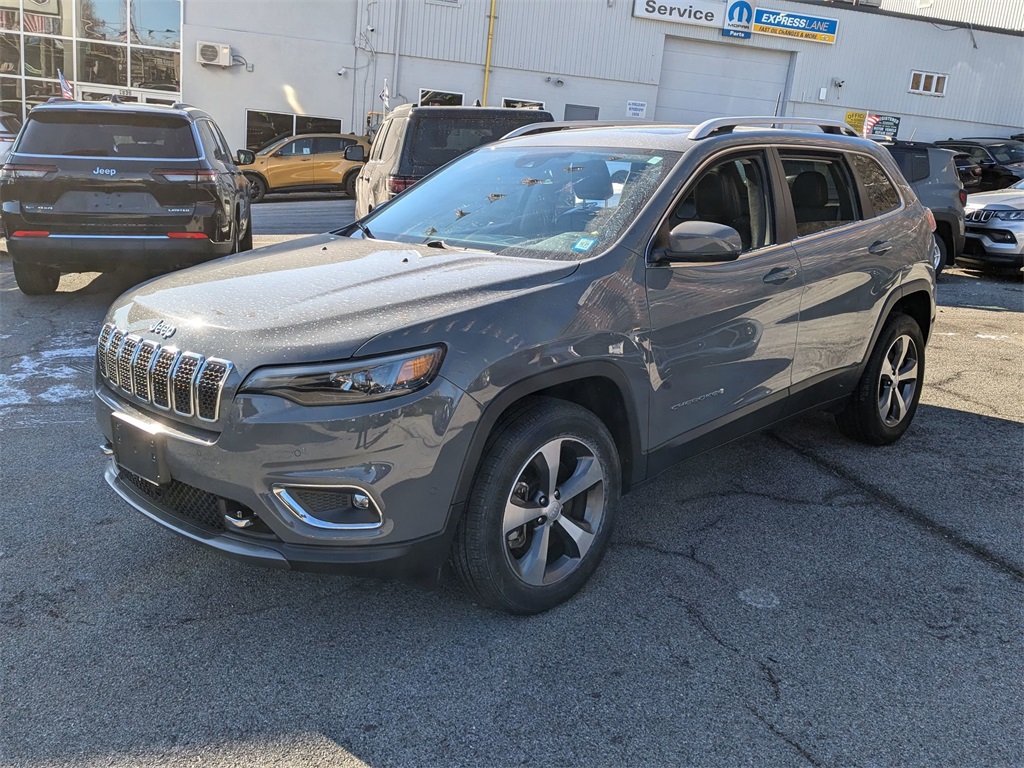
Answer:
[[1, 0, 1021, 150]]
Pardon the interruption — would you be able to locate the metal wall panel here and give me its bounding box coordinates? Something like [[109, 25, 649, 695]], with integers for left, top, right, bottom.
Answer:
[[878, 0, 1024, 32]]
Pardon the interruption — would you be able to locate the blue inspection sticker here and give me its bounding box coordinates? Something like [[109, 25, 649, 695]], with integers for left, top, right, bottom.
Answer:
[[572, 237, 598, 253]]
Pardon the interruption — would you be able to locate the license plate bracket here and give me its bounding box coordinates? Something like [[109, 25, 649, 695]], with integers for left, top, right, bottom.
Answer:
[[111, 412, 170, 486]]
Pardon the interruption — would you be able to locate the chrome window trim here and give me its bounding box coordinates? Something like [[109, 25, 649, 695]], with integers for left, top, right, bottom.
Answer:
[[14, 153, 203, 162], [272, 485, 384, 531]]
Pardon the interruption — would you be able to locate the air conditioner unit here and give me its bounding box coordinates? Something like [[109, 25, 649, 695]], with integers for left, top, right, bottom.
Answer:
[[196, 41, 232, 67]]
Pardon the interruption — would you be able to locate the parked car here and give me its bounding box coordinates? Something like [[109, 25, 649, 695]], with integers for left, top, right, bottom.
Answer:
[[934, 138, 1024, 191], [0, 110, 20, 163], [0, 99, 252, 295], [237, 132, 370, 202], [952, 152, 983, 192], [354, 105, 554, 218], [95, 116, 935, 614], [959, 179, 1024, 270], [876, 138, 964, 275]]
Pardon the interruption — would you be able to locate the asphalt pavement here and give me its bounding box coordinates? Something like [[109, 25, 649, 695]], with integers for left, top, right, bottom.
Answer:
[[0, 202, 1021, 767]]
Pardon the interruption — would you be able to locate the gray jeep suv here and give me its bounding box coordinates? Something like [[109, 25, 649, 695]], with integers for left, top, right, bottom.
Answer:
[[95, 117, 936, 614]]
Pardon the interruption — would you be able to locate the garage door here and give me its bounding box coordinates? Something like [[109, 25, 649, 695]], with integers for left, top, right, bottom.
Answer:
[[655, 38, 792, 124]]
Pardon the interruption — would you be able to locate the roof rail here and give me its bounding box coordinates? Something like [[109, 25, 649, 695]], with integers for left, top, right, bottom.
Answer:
[[688, 116, 859, 140], [46, 96, 72, 103], [171, 102, 195, 110], [503, 119, 674, 140]]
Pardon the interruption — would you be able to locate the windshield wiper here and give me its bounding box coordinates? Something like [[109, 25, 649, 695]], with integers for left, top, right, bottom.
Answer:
[[352, 221, 375, 239]]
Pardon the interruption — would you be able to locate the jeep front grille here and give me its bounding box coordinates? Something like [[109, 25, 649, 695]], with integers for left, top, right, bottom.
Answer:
[[965, 210, 995, 223], [97, 322, 232, 422]]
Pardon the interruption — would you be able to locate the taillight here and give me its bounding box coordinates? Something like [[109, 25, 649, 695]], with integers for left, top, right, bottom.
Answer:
[[1, 163, 58, 180], [387, 175, 419, 195], [959, 189, 968, 206], [924, 207, 937, 232], [11, 230, 50, 237], [166, 232, 208, 239], [153, 169, 218, 183]]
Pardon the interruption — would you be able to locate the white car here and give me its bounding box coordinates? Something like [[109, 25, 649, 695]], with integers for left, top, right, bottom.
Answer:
[[961, 180, 1024, 270]]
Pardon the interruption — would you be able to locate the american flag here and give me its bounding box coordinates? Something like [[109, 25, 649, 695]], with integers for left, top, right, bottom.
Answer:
[[58, 69, 74, 100], [863, 114, 880, 137]]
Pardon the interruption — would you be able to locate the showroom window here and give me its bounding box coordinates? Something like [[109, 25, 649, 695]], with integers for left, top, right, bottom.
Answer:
[[419, 89, 463, 107], [0, 0, 181, 117], [909, 70, 947, 96], [502, 98, 545, 110], [246, 110, 344, 151]]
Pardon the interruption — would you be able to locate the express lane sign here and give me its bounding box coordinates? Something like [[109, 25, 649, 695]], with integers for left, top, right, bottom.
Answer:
[[752, 8, 839, 44]]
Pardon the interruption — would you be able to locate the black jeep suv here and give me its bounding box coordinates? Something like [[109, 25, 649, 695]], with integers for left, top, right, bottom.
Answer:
[[1, 100, 252, 295]]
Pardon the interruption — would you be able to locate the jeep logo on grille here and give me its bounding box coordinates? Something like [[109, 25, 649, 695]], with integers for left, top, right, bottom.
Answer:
[[149, 320, 177, 339], [93, 167, 117, 176]]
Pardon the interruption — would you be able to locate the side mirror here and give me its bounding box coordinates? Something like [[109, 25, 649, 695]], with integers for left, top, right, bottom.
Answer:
[[235, 149, 255, 165], [659, 221, 743, 263], [979, 159, 996, 168], [345, 145, 365, 162]]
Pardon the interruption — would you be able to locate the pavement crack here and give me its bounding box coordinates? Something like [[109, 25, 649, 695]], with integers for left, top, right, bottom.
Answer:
[[767, 431, 1024, 581], [615, 539, 725, 582], [678, 601, 741, 654], [747, 706, 827, 767]]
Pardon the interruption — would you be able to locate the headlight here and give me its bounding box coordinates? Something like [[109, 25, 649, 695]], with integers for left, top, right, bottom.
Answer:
[[992, 210, 1024, 221], [240, 347, 445, 406]]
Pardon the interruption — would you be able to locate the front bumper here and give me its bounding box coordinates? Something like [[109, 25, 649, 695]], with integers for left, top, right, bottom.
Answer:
[[96, 374, 483, 580], [961, 218, 1024, 268]]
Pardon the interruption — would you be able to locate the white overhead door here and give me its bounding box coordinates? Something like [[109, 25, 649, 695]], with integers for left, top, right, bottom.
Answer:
[[655, 38, 792, 124]]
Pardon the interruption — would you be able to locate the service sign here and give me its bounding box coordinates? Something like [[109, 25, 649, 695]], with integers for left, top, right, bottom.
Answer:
[[633, 0, 724, 30], [752, 8, 839, 44]]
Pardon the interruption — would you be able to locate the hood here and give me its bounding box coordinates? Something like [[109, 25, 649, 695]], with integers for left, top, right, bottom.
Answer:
[[966, 189, 1024, 210], [107, 234, 579, 370]]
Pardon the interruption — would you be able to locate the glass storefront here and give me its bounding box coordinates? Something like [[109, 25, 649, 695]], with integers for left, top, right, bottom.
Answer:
[[0, 0, 180, 121], [246, 110, 344, 151]]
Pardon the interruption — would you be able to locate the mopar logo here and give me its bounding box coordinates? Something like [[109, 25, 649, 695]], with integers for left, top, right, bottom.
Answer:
[[728, 0, 752, 24], [93, 167, 116, 176]]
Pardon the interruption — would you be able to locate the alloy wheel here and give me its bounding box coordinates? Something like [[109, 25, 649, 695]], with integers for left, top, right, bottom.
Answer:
[[877, 333, 919, 427], [502, 437, 606, 586]]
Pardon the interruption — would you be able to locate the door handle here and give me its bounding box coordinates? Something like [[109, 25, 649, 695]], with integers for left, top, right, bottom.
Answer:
[[763, 266, 797, 285], [868, 240, 892, 255]]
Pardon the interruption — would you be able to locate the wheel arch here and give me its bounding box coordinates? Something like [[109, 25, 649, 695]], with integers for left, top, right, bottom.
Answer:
[[452, 363, 646, 509]]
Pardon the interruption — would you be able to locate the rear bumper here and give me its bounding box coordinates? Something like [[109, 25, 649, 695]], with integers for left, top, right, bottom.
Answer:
[[5, 233, 232, 271]]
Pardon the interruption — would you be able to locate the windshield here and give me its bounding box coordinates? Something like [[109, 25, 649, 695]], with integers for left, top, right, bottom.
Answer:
[[359, 145, 677, 260], [989, 143, 1024, 164]]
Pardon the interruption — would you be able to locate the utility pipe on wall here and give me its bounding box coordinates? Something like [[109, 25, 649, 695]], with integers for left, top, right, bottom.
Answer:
[[391, 0, 403, 108], [482, 0, 497, 106]]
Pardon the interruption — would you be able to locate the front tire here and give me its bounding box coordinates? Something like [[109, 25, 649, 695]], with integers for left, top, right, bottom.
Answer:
[[239, 212, 253, 251], [835, 313, 925, 445], [12, 260, 60, 295], [344, 171, 358, 199], [452, 399, 620, 614]]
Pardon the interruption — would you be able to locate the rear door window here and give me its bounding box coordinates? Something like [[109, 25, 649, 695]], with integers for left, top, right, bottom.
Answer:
[[780, 154, 861, 237], [17, 111, 198, 158], [408, 115, 540, 171]]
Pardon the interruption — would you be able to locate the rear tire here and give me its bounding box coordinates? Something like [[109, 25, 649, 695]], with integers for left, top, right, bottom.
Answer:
[[835, 313, 925, 445], [452, 398, 620, 614], [239, 213, 253, 251], [246, 174, 267, 203], [931, 233, 947, 276], [12, 260, 60, 295]]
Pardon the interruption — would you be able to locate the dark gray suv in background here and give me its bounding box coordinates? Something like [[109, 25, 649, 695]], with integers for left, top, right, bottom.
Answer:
[[1, 100, 251, 295], [95, 117, 936, 614]]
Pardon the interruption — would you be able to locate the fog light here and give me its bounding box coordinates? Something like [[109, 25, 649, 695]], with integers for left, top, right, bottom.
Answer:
[[272, 485, 382, 530]]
